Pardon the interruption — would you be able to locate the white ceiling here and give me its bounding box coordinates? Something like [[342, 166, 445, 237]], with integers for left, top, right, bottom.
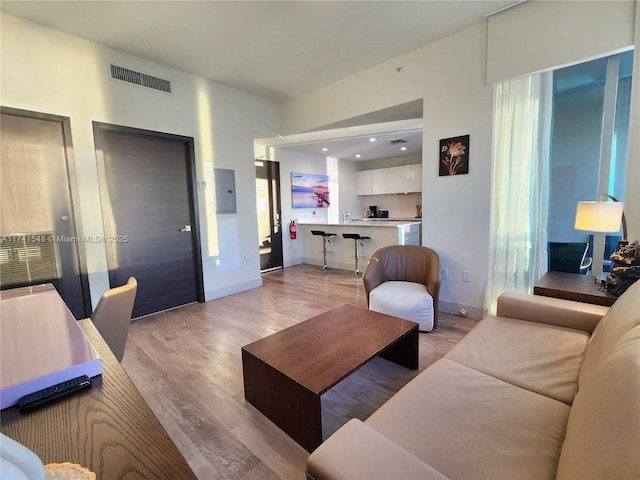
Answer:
[[257, 118, 424, 161], [1, 0, 518, 160]]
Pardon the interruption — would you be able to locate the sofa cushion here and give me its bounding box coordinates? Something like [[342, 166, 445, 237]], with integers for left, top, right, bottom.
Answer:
[[445, 316, 590, 405], [369, 281, 434, 331], [556, 280, 640, 479], [307, 419, 448, 480], [366, 359, 570, 480]]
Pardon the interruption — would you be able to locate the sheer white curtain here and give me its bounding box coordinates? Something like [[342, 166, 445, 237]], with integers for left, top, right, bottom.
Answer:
[[485, 71, 553, 314]]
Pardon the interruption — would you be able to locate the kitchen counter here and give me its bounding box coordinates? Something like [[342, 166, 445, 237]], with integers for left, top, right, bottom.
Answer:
[[298, 220, 421, 271], [302, 219, 421, 227]]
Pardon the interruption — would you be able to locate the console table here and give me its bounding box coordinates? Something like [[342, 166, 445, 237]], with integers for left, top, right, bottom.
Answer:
[[534, 271, 617, 307], [0, 286, 196, 479]]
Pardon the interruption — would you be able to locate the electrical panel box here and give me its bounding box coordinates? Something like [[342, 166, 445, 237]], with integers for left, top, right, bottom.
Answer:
[[214, 168, 237, 214]]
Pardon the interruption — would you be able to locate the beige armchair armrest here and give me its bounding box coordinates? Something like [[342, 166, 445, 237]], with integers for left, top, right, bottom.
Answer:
[[363, 257, 386, 305], [497, 292, 608, 334], [307, 419, 449, 480]]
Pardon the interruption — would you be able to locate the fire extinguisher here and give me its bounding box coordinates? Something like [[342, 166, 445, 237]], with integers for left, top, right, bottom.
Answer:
[[289, 220, 297, 240]]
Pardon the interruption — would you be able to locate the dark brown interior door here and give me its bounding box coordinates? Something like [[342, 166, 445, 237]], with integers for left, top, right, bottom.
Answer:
[[94, 123, 203, 317]]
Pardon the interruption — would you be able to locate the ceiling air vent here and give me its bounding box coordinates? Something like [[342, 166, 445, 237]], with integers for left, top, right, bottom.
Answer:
[[388, 139, 408, 145], [110, 64, 172, 94]]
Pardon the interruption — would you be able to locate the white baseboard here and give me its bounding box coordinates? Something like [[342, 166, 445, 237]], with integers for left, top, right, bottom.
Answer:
[[438, 299, 482, 321]]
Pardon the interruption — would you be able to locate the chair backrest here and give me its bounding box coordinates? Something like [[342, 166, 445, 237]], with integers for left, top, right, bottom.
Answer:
[[548, 242, 589, 274], [363, 245, 440, 325], [587, 234, 621, 260], [91, 277, 137, 362]]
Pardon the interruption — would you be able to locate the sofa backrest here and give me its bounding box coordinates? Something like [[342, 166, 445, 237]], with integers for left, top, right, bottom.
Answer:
[[556, 279, 640, 479]]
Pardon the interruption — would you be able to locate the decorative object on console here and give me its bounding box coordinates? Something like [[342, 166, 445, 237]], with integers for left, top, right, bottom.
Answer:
[[439, 134, 469, 176], [606, 240, 640, 296]]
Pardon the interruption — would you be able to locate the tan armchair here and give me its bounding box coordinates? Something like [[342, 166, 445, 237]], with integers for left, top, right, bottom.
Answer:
[[363, 245, 440, 331], [91, 277, 138, 362]]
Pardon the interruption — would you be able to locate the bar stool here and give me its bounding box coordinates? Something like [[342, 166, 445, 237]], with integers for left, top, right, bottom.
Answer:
[[311, 230, 337, 273], [342, 233, 370, 278]]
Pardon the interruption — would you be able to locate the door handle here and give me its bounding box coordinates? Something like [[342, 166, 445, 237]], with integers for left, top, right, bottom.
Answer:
[[179, 225, 192, 232]]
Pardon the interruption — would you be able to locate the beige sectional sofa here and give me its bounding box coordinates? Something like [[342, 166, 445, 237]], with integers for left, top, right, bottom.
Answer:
[[307, 280, 640, 480]]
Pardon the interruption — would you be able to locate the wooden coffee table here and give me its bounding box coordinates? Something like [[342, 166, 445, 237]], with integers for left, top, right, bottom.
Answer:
[[241, 304, 418, 452]]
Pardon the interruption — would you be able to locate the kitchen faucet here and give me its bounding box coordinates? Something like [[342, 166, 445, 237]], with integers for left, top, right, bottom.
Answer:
[[343, 212, 352, 223]]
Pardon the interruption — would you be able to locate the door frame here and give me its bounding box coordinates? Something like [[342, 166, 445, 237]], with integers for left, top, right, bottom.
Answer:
[[1, 106, 92, 317], [92, 121, 205, 304], [255, 159, 283, 272]]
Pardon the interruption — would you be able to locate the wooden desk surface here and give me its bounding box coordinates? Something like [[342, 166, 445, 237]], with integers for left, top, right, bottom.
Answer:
[[534, 271, 617, 307], [1, 312, 196, 479]]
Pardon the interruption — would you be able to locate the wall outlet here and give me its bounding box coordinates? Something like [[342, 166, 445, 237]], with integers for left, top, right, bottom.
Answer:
[[441, 267, 448, 280], [463, 270, 471, 283]]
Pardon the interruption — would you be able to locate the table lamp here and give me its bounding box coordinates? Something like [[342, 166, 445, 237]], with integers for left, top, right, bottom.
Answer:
[[575, 194, 626, 279]]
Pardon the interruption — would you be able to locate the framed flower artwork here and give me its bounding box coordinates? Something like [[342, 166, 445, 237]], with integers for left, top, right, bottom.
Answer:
[[439, 135, 469, 176]]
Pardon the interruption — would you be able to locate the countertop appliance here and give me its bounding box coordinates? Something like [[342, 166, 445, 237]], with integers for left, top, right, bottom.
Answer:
[[378, 210, 389, 218], [368, 206, 378, 218]]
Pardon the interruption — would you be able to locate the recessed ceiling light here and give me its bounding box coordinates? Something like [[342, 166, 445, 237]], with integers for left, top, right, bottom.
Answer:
[[401, 146, 407, 151], [369, 137, 376, 142], [322, 147, 328, 152], [356, 154, 361, 158]]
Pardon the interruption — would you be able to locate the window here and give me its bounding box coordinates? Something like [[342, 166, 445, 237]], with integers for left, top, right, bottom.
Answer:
[[548, 50, 633, 262]]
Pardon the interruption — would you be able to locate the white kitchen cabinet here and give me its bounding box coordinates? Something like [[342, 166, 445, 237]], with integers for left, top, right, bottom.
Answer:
[[386, 166, 407, 193], [387, 165, 421, 193], [408, 164, 422, 192], [357, 170, 373, 195], [371, 168, 388, 194], [357, 164, 421, 195]]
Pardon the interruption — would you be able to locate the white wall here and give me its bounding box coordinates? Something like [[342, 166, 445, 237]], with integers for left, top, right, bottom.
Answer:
[[337, 159, 362, 221], [1, 14, 281, 307], [282, 1, 638, 318]]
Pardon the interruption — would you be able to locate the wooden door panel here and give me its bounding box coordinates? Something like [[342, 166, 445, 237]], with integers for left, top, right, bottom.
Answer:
[[97, 128, 200, 317], [1, 112, 87, 318]]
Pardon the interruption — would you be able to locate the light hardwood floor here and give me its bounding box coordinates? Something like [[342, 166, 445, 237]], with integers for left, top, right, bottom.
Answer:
[[121, 264, 478, 479]]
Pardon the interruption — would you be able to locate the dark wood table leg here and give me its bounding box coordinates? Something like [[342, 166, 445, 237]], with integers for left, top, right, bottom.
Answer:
[[379, 326, 419, 370], [242, 349, 322, 452]]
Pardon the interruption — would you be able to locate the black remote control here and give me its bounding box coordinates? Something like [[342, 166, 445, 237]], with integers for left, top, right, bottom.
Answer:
[[18, 375, 92, 411]]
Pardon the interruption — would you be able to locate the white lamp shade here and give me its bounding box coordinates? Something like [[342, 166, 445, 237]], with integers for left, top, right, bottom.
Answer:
[[574, 201, 624, 233]]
